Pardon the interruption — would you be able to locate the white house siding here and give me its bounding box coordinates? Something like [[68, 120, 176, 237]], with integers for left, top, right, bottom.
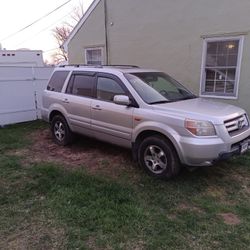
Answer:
[[0, 66, 53, 126], [67, 0, 250, 114]]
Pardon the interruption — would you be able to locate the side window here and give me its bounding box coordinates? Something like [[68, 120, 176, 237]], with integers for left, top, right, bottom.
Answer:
[[97, 77, 126, 102], [66, 74, 94, 98], [47, 71, 69, 92]]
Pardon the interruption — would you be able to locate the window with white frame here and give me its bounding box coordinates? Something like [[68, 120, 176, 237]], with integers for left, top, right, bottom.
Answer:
[[200, 36, 244, 98], [84, 47, 103, 65]]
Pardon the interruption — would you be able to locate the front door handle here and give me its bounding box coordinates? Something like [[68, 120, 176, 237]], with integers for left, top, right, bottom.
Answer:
[[62, 98, 69, 104], [92, 105, 102, 111]]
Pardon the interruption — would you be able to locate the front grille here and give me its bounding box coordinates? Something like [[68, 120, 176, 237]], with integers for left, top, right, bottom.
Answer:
[[224, 114, 249, 136]]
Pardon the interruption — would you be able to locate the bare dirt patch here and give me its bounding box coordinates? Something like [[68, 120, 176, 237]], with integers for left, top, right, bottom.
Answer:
[[204, 185, 238, 206], [231, 174, 250, 196], [11, 128, 139, 180], [177, 203, 204, 214], [218, 213, 241, 225], [205, 186, 226, 199], [0, 219, 66, 250]]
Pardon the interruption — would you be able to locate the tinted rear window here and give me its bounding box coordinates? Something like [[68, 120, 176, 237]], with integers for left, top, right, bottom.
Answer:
[[47, 71, 69, 92], [66, 74, 94, 97]]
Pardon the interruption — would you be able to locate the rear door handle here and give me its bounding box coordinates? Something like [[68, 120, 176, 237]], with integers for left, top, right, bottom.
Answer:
[[92, 105, 102, 111], [62, 98, 69, 104]]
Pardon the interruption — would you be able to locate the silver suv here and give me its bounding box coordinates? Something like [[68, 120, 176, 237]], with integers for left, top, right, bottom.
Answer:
[[42, 65, 250, 179]]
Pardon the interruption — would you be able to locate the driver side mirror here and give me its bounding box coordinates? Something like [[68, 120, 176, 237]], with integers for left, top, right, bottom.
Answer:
[[113, 95, 131, 106]]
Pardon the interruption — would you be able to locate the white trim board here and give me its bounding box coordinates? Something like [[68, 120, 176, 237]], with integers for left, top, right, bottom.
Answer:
[[63, 0, 101, 52], [199, 35, 244, 99]]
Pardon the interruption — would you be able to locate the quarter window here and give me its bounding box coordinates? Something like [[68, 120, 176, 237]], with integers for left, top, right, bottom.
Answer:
[[47, 71, 69, 92], [97, 77, 125, 102], [85, 47, 103, 65], [200, 36, 244, 98], [67, 74, 94, 97]]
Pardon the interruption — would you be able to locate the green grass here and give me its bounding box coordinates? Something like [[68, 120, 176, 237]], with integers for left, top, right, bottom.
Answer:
[[0, 121, 250, 249], [0, 120, 47, 151]]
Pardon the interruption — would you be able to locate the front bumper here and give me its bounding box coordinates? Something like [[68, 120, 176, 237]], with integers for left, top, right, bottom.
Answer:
[[177, 133, 250, 167], [216, 137, 250, 162]]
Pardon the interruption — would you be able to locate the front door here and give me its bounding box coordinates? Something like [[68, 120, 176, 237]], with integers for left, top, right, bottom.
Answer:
[[91, 74, 134, 147]]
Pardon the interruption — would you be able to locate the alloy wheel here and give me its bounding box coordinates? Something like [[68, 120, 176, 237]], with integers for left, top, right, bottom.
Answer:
[[144, 145, 168, 174], [54, 121, 65, 142]]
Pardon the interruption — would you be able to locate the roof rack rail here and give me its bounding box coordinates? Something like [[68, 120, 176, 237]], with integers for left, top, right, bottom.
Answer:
[[59, 64, 140, 68], [59, 64, 102, 68], [102, 64, 140, 68]]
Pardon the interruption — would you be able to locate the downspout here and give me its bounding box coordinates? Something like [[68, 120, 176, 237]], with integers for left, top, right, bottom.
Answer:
[[104, 0, 109, 64]]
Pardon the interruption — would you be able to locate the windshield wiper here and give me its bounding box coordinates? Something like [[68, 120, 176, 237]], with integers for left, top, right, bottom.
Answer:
[[178, 95, 197, 101], [149, 100, 171, 105]]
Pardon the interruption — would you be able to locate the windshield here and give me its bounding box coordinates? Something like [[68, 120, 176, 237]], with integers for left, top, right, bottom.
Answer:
[[125, 72, 196, 104]]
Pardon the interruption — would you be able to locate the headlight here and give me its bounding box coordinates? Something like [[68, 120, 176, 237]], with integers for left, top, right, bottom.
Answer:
[[185, 119, 216, 136]]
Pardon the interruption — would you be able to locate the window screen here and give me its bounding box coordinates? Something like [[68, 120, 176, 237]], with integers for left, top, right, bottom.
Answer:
[[47, 71, 69, 92], [85, 48, 103, 65]]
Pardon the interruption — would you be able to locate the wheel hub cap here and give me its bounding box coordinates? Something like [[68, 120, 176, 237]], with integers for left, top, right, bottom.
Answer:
[[144, 145, 167, 174], [54, 121, 65, 141]]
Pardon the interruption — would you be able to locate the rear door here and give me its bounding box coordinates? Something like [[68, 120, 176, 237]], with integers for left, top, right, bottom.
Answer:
[[91, 73, 135, 147], [62, 71, 95, 136]]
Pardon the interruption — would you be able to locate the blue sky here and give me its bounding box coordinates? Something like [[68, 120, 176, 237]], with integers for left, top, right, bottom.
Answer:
[[0, 0, 93, 62]]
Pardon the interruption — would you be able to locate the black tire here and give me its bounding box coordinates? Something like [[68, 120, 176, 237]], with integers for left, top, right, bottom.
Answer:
[[138, 135, 180, 179], [51, 115, 72, 146]]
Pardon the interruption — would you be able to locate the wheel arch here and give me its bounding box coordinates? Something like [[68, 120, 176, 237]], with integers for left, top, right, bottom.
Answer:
[[49, 110, 65, 122], [132, 129, 182, 163]]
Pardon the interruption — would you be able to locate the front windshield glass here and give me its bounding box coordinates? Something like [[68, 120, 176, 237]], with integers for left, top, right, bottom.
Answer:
[[125, 72, 196, 104]]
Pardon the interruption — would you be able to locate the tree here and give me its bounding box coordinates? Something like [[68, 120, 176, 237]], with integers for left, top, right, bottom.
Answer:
[[52, 26, 71, 64], [52, 1, 85, 64]]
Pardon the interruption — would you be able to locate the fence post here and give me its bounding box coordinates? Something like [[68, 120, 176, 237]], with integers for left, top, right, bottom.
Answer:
[[32, 67, 38, 120]]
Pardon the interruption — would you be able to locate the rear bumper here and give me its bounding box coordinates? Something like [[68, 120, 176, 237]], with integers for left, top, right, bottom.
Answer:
[[41, 108, 49, 122]]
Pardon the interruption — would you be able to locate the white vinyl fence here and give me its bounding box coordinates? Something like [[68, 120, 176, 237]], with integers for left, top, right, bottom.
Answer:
[[0, 66, 54, 126]]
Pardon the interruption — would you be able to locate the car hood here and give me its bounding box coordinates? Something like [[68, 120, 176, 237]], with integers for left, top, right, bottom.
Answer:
[[151, 98, 246, 124]]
